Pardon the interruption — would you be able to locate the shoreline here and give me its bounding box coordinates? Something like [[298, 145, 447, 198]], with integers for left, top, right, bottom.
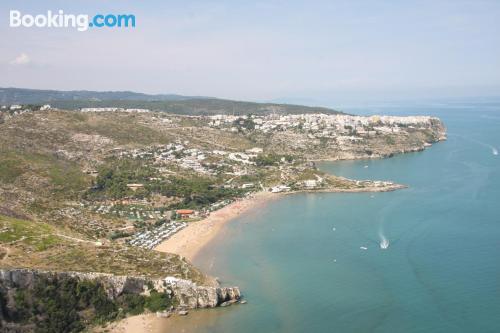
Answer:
[[154, 183, 405, 263], [101, 313, 166, 333], [103, 309, 225, 333], [108, 183, 406, 332], [154, 191, 277, 262]]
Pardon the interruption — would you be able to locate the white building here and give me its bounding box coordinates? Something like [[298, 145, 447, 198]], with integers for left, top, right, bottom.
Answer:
[[271, 185, 291, 193], [303, 180, 317, 188]]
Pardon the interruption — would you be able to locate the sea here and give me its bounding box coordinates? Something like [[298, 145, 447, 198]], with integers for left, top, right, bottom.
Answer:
[[166, 102, 500, 332]]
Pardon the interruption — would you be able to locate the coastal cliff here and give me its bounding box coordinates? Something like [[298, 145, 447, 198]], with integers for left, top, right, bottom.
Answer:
[[0, 269, 240, 331], [0, 269, 240, 308]]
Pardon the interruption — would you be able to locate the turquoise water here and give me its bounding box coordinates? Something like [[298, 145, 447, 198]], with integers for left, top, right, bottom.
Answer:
[[190, 104, 500, 332]]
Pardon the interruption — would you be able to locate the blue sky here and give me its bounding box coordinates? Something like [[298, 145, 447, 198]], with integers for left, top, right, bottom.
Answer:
[[1, 0, 500, 104]]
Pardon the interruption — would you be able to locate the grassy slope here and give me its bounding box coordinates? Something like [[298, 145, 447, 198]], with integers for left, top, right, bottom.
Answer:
[[0, 112, 210, 284], [0, 215, 61, 252], [0, 214, 208, 283]]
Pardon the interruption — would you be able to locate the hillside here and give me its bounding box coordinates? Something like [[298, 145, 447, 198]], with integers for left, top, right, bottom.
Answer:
[[0, 109, 445, 246], [0, 87, 201, 104], [0, 87, 344, 116]]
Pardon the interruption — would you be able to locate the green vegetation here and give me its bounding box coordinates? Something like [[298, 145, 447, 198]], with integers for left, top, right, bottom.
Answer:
[[144, 290, 172, 312], [152, 176, 246, 210], [157, 176, 246, 209], [87, 159, 156, 199], [253, 153, 294, 167], [0, 150, 89, 199], [0, 87, 344, 116], [0, 276, 173, 332], [0, 156, 23, 183], [233, 117, 255, 130], [87, 160, 247, 209], [108, 230, 132, 240], [49, 99, 342, 116], [0, 215, 60, 252], [0, 87, 191, 105]]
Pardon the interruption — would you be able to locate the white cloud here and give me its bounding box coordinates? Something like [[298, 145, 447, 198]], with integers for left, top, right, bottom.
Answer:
[[10, 53, 31, 65]]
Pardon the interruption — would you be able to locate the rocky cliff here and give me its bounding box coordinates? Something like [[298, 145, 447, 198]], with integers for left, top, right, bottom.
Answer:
[[0, 268, 240, 310]]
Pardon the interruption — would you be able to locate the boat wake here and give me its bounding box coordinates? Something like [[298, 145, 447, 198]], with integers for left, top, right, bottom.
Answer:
[[379, 231, 389, 249], [472, 140, 497, 156], [448, 133, 498, 156]]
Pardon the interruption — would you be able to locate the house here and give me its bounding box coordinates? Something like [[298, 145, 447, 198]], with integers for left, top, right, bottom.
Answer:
[[241, 183, 255, 189], [304, 180, 317, 188], [176, 209, 195, 219], [270, 185, 291, 193]]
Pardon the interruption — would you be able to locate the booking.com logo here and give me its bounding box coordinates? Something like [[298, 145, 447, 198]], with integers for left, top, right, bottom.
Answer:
[[9, 10, 136, 32]]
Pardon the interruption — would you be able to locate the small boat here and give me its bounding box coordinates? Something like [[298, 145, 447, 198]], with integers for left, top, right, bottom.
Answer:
[[360, 246, 368, 250]]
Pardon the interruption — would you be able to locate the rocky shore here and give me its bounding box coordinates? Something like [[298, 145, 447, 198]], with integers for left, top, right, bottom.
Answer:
[[0, 269, 240, 310], [0, 268, 242, 331]]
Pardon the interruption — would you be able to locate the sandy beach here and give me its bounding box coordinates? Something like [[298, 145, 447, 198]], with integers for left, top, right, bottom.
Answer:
[[96, 192, 274, 332], [104, 309, 226, 333], [155, 191, 275, 261], [100, 314, 161, 333], [106, 186, 403, 333], [103, 193, 275, 333]]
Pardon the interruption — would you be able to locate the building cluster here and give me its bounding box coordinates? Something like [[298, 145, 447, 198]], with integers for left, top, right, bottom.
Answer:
[[90, 202, 170, 221], [80, 107, 150, 113], [269, 176, 324, 193], [270, 185, 291, 193], [115, 142, 215, 175], [89, 202, 194, 249], [0, 104, 52, 118], [113, 141, 267, 177], [356, 180, 396, 187], [302, 176, 324, 189], [128, 220, 187, 250], [207, 113, 438, 140]]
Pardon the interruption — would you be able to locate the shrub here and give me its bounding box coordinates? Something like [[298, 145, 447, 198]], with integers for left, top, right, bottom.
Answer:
[[144, 291, 171, 312]]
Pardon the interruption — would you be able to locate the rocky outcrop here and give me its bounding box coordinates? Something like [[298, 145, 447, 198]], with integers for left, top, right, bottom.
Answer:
[[171, 279, 241, 308], [0, 268, 240, 309]]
